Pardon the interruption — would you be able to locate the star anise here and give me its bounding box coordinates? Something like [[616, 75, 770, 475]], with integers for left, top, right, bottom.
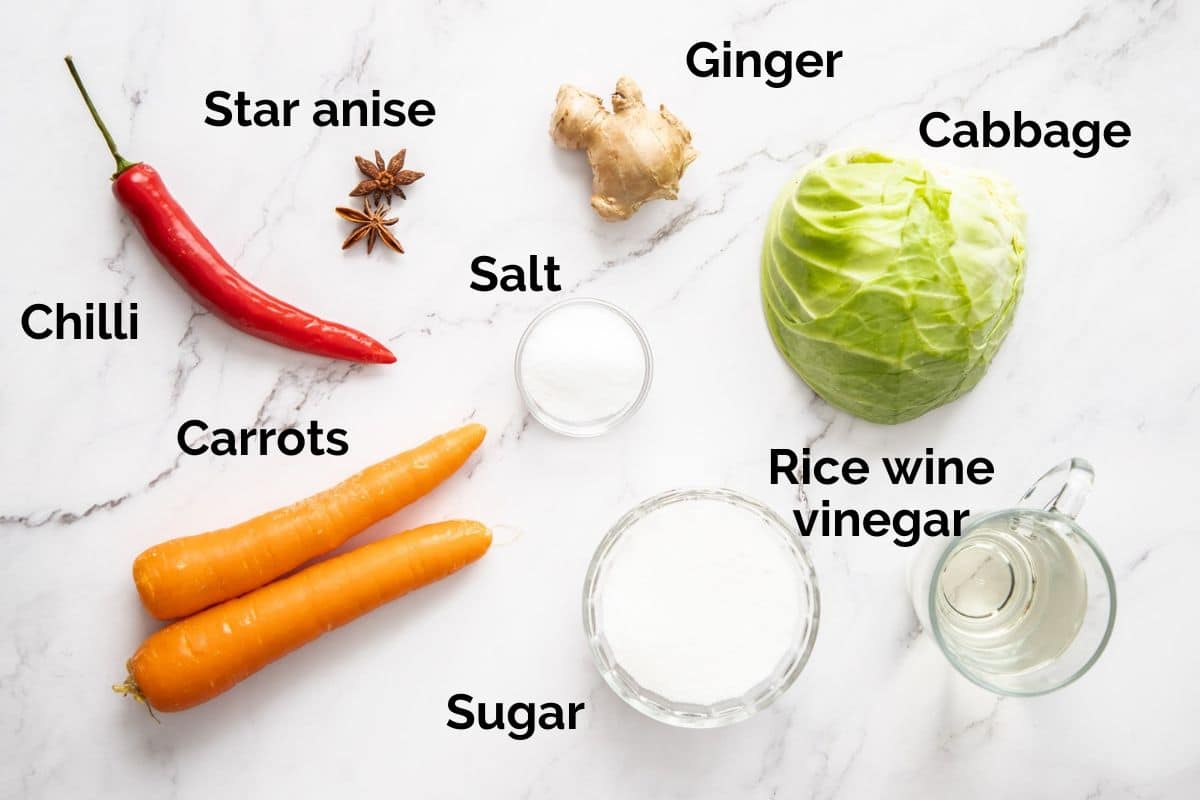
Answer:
[[350, 149, 424, 202], [335, 199, 404, 255]]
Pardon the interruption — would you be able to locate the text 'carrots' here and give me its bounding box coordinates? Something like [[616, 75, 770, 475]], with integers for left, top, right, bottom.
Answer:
[[133, 423, 486, 619], [118, 520, 492, 712]]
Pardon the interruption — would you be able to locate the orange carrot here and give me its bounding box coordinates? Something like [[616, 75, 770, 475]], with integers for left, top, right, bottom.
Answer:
[[133, 423, 486, 620], [117, 519, 491, 713]]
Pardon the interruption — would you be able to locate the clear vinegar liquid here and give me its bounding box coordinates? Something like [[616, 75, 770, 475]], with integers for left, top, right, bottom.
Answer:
[[934, 519, 1088, 677]]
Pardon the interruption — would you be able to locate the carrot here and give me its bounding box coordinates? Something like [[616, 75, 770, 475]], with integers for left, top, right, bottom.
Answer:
[[116, 519, 491, 713], [133, 423, 486, 620]]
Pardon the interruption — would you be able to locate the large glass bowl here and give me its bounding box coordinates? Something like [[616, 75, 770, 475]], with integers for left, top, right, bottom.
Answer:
[[583, 488, 820, 728]]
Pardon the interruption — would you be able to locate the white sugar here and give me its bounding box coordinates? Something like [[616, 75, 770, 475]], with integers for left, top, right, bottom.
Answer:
[[596, 498, 805, 705]]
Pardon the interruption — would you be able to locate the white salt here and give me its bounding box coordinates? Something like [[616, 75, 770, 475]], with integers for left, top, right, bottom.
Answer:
[[518, 301, 647, 432], [596, 498, 805, 705]]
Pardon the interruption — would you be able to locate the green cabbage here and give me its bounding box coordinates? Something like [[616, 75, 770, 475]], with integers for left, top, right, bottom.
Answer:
[[761, 150, 1026, 424]]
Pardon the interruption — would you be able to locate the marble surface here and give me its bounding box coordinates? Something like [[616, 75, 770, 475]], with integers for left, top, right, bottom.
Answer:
[[2, 1, 1198, 797]]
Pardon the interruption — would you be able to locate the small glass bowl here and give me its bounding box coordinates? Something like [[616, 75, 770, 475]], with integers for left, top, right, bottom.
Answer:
[[514, 298, 653, 437], [582, 489, 820, 728]]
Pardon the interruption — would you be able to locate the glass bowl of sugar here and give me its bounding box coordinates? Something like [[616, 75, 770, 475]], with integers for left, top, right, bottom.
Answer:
[[515, 298, 652, 437], [583, 489, 820, 728]]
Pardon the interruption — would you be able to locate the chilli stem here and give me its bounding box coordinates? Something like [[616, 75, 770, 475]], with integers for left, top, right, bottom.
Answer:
[[64, 55, 137, 179]]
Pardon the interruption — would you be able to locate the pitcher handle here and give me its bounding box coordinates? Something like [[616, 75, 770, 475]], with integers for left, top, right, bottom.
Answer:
[[1017, 458, 1094, 519]]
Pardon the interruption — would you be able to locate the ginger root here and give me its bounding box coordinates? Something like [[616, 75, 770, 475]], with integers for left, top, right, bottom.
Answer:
[[550, 76, 697, 221]]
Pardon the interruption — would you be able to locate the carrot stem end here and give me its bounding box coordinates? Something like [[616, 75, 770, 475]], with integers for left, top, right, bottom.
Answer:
[[112, 661, 159, 723]]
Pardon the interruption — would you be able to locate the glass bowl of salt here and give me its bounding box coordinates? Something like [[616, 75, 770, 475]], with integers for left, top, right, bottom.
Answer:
[[583, 489, 820, 728], [515, 297, 652, 437]]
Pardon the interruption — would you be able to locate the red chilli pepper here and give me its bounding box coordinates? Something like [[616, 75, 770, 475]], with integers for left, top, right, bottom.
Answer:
[[65, 57, 395, 365]]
